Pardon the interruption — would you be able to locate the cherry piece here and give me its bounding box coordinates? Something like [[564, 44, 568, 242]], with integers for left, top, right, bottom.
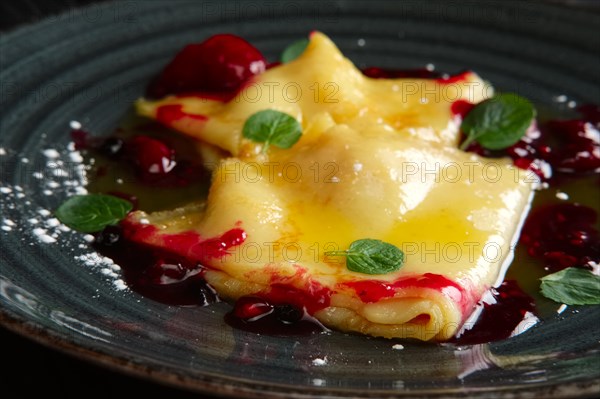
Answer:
[[233, 297, 274, 320], [126, 136, 176, 181], [146, 34, 267, 98]]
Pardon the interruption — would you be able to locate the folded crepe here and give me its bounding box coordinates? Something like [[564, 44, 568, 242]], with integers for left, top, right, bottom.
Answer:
[[126, 32, 534, 341]]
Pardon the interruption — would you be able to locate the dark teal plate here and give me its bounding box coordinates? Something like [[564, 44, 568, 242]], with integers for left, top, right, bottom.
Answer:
[[1, 1, 599, 397]]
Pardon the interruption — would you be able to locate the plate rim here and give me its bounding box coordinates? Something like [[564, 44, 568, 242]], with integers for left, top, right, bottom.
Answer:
[[2, 308, 599, 399], [1, 1, 600, 397]]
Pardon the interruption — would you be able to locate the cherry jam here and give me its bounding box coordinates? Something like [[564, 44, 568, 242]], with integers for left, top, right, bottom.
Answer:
[[452, 280, 537, 345], [94, 225, 218, 306], [225, 296, 327, 336], [521, 203, 599, 272], [146, 34, 266, 99]]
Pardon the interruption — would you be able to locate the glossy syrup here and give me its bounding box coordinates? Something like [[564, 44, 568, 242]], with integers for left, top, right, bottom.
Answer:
[[80, 38, 599, 342], [94, 226, 218, 306]]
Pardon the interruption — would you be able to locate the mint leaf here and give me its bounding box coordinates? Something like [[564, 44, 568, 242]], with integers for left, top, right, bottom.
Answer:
[[460, 93, 536, 150], [242, 109, 302, 153], [280, 38, 309, 63], [325, 239, 405, 275], [55, 194, 133, 233], [540, 268, 600, 305]]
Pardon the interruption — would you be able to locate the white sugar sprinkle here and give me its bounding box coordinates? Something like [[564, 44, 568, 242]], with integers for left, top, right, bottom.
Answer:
[[312, 357, 328, 366], [392, 344, 404, 350], [554, 94, 567, 103], [556, 192, 569, 200], [45, 218, 60, 227], [69, 151, 84, 163], [74, 186, 88, 195], [32, 227, 57, 243], [52, 168, 67, 177], [43, 148, 61, 158], [2, 141, 126, 294], [83, 234, 95, 243]]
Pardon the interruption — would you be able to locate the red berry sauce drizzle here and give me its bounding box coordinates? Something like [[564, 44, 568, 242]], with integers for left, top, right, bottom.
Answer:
[[450, 280, 537, 345], [79, 35, 599, 342], [94, 225, 219, 306]]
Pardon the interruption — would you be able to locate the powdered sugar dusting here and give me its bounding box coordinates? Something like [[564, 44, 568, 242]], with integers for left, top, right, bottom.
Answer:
[[0, 132, 129, 293], [311, 356, 328, 366]]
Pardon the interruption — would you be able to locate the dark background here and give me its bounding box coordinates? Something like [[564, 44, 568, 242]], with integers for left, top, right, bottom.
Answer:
[[0, 1, 217, 397]]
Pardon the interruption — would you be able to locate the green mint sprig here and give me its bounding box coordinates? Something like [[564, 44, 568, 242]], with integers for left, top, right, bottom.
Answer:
[[325, 239, 405, 275], [460, 93, 536, 151], [280, 38, 309, 63], [55, 194, 133, 233], [242, 109, 302, 153], [540, 267, 600, 305]]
